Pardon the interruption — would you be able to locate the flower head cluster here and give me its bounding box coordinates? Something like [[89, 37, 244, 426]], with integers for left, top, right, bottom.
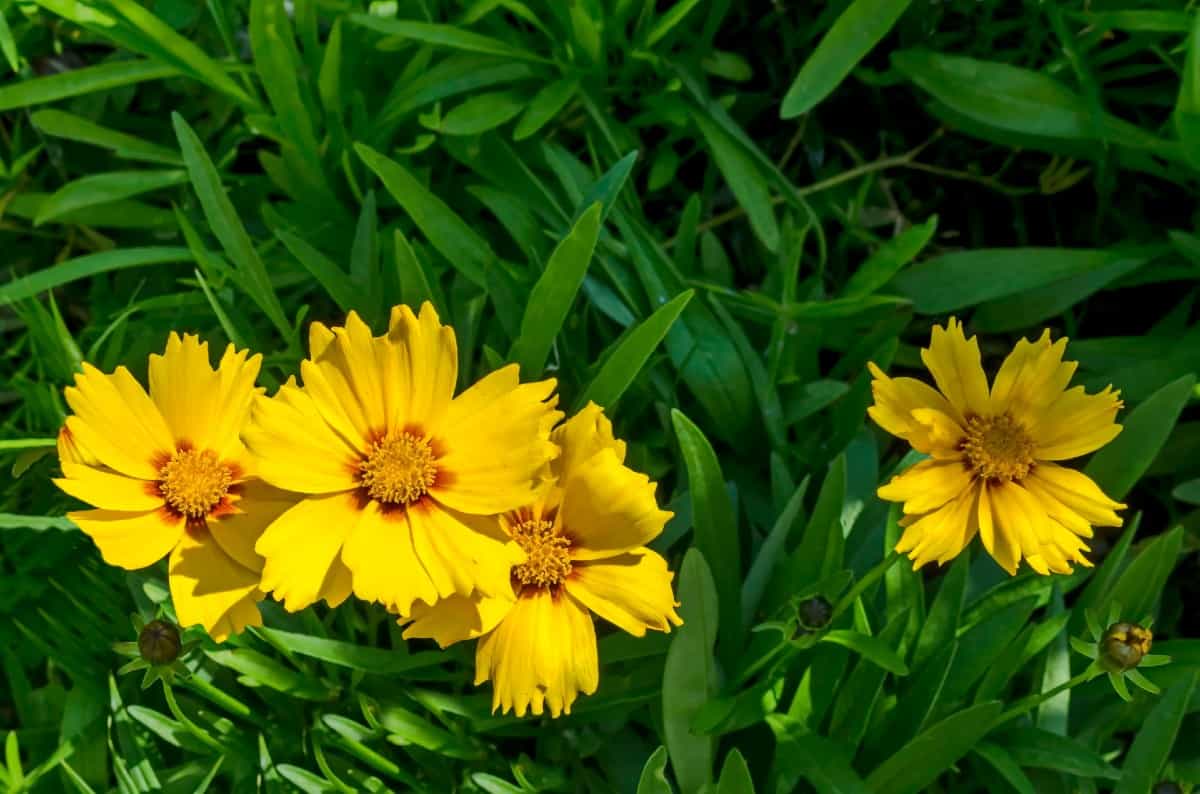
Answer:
[[55, 303, 681, 717]]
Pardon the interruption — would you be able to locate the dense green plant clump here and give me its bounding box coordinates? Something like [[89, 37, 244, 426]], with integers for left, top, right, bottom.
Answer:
[[2, 1, 1200, 792]]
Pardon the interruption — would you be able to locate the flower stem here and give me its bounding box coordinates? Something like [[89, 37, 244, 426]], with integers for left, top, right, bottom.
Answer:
[[180, 675, 255, 721], [995, 669, 1098, 726], [162, 681, 227, 753]]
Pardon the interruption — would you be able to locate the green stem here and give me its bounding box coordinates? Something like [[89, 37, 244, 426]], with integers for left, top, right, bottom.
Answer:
[[162, 681, 227, 754], [831, 551, 903, 623], [995, 669, 1098, 726], [180, 675, 255, 722]]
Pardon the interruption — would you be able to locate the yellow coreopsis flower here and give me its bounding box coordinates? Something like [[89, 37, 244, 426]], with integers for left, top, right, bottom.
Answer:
[[242, 303, 561, 615], [54, 334, 294, 641], [870, 319, 1125, 575], [402, 403, 682, 718]]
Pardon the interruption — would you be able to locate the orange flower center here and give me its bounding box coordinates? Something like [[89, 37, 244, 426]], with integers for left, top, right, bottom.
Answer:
[[159, 449, 232, 518], [511, 519, 572, 588], [962, 413, 1035, 481], [359, 432, 437, 505]]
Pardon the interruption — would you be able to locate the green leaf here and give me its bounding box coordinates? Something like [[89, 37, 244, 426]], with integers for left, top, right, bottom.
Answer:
[[355, 143, 494, 288], [998, 727, 1120, 779], [0, 60, 178, 112], [671, 409, 742, 663], [205, 649, 332, 700], [31, 110, 183, 165], [781, 0, 914, 117], [1105, 526, 1184, 623], [509, 203, 602, 376], [866, 702, 1003, 794], [1085, 374, 1196, 500], [821, 630, 910, 676], [662, 549, 719, 794], [440, 90, 525, 135], [514, 79, 576, 140], [0, 11, 18, 74], [350, 15, 548, 63], [173, 113, 290, 338], [636, 747, 672, 794], [0, 247, 192, 303], [842, 216, 938, 299], [276, 230, 357, 313], [892, 248, 1146, 314], [34, 170, 186, 225], [255, 628, 444, 674], [716, 749, 754, 794], [574, 151, 638, 225], [742, 477, 808, 625], [1113, 671, 1199, 794], [250, 0, 321, 163], [911, 554, 968, 669], [690, 110, 779, 251], [576, 290, 692, 411], [1174, 11, 1200, 169], [645, 0, 704, 47], [972, 743, 1035, 794], [767, 716, 872, 794]]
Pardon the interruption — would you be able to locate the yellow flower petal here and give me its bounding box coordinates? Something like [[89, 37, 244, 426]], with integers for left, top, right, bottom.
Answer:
[[877, 458, 973, 515], [57, 425, 99, 467], [476, 590, 598, 718], [341, 499, 438, 612], [255, 493, 358, 611], [432, 365, 561, 515], [1026, 463, 1124, 526], [63, 365, 174, 478], [69, 507, 185, 570], [867, 363, 962, 457], [406, 500, 521, 604], [148, 333, 262, 458], [895, 485, 978, 570], [560, 448, 672, 561], [243, 381, 361, 494], [386, 302, 458, 430], [989, 329, 1075, 416], [55, 462, 164, 511], [919, 318, 990, 419], [207, 481, 296, 573], [1030, 386, 1123, 460], [169, 525, 263, 642], [551, 401, 627, 479], [300, 313, 380, 449], [402, 591, 515, 649], [977, 483, 1019, 575], [566, 549, 682, 636], [988, 481, 1054, 575]]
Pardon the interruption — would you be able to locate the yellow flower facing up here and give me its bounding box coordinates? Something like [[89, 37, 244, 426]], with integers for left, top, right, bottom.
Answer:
[[403, 403, 682, 718], [869, 319, 1125, 575], [54, 334, 294, 641], [242, 303, 562, 615]]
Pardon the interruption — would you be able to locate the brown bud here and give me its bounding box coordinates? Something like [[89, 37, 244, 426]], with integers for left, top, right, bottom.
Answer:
[[797, 596, 833, 631], [138, 619, 182, 666], [1100, 622, 1152, 673]]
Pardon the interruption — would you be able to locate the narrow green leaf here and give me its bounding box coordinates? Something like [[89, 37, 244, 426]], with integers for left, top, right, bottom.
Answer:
[[254, 628, 444, 674], [0, 60, 178, 112], [842, 216, 938, 299], [440, 90, 525, 135], [0, 11, 18, 73], [35, 170, 186, 225], [767, 715, 872, 794], [510, 204, 602, 376], [576, 290, 693, 411], [691, 111, 779, 251], [277, 230, 356, 312], [715, 749, 754, 794], [355, 143, 493, 288], [671, 410, 743, 662], [350, 15, 548, 63], [514, 79, 576, 140], [574, 151, 638, 225], [822, 629, 909, 676], [1106, 527, 1183, 623], [31, 110, 183, 165], [1113, 671, 1199, 794], [972, 743, 1035, 794], [250, 0, 320, 161], [781, 0, 913, 117], [892, 248, 1143, 314], [1086, 374, 1196, 500], [0, 247, 191, 303], [205, 649, 331, 700], [635, 747, 672, 794], [645, 0, 703, 47], [742, 477, 808, 625], [911, 554, 968, 669], [173, 113, 290, 337], [999, 727, 1120, 779], [662, 550, 719, 794], [866, 702, 1003, 794], [1174, 11, 1200, 169]]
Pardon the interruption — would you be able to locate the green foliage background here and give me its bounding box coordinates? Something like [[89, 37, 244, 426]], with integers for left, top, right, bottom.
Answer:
[[2, 1, 1200, 792]]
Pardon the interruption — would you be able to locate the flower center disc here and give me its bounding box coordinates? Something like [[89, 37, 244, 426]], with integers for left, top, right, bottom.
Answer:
[[159, 449, 232, 518], [359, 432, 437, 505], [512, 519, 572, 588], [962, 413, 1035, 481]]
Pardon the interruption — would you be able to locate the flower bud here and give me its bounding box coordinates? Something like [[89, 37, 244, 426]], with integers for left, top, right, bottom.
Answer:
[[138, 619, 182, 666], [797, 596, 833, 631], [1100, 622, 1152, 673]]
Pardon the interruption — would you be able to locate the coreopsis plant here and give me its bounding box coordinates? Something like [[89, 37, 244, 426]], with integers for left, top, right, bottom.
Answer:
[[404, 403, 682, 717], [869, 319, 1125, 575], [242, 303, 562, 616], [54, 334, 294, 641]]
